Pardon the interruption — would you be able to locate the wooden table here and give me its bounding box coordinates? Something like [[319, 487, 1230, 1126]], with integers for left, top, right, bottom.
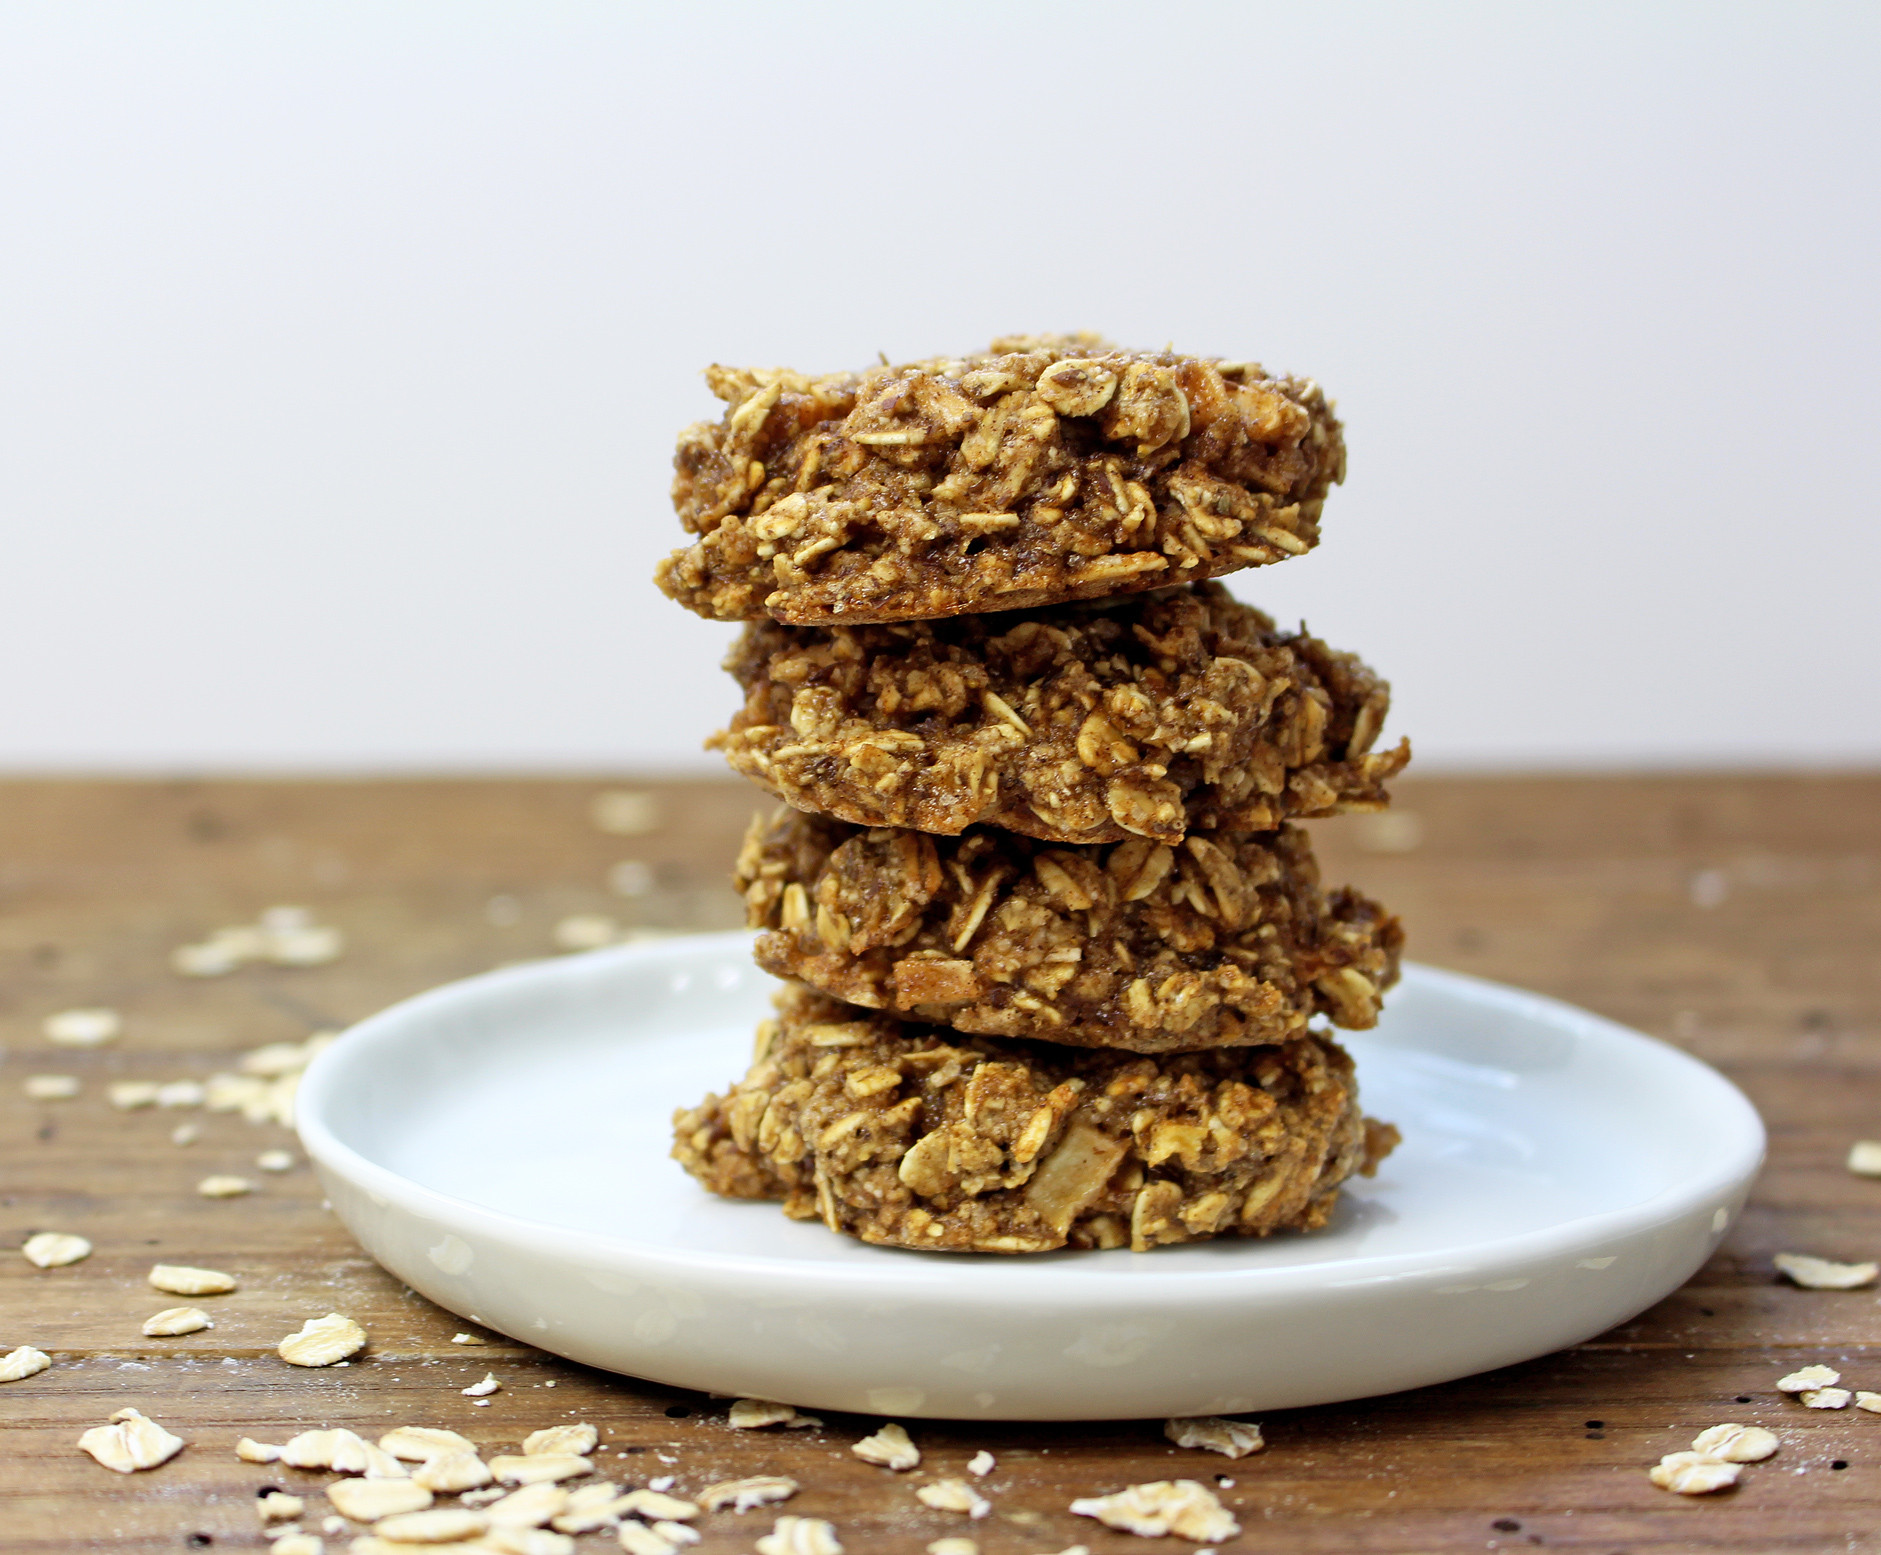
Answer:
[[5, 775, 1879, 1554]]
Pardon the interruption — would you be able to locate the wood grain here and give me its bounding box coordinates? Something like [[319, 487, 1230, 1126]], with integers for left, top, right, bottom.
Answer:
[[3, 774, 1879, 1554]]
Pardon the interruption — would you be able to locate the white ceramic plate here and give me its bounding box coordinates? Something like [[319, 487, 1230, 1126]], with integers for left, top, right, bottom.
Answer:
[[298, 932, 1763, 1421]]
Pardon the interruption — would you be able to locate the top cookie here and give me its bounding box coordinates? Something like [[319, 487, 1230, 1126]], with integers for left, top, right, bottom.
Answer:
[[655, 334, 1345, 625]]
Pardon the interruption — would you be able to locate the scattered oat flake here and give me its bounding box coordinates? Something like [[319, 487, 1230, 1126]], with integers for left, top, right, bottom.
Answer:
[[142, 1306, 213, 1337], [616, 1489, 699, 1521], [197, 1174, 254, 1198], [451, 1331, 489, 1345], [361, 1441, 410, 1478], [729, 1397, 802, 1429], [1163, 1416, 1264, 1459], [277, 1312, 367, 1367], [195, 924, 265, 965], [380, 1426, 478, 1462], [77, 1408, 186, 1473], [279, 1429, 344, 1469], [619, 1525, 681, 1555], [108, 1079, 161, 1110], [852, 1421, 920, 1471], [24, 1074, 81, 1099], [700, 1476, 799, 1513], [593, 789, 661, 835], [240, 1039, 314, 1077], [372, 1507, 488, 1544], [1848, 1140, 1881, 1177], [205, 1073, 265, 1112], [236, 1437, 283, 1463], [927, 1541, 978, 1555], [216, 1070, 270, 1110], [549, 1479, 622, 1531], [176, 915, 345, 974], [610, 859, 655, 898], [210, 925, 274, 962], [1649, 1451, 1740, 1494], [266, 1072, 301, 1127], [1774, 1252, 1879, 1289], [552, 913, 619, 952], [256, 1148, 296, 1172], [649, 1476, 676, 1492], [1070, 1480, 1240, 1542], [549, 1503, 618, 1536], [1804, 1387, 1853, 1409], [258, 1491, 305, 1523], [755, 1516, 843, 1555], [412, 1449, 494, 1492], [1356, 809, 1424, 853], [266, 922, 343, 966], [327, 1476, 433, 1521], [463, 1371, 502, 1396], [485, 1481, 568, 1527], [1777, 1364, 1841, 1392], [280, 1427, 390, 1474], [171, 1122, 200, 1145], [1690, 1423, 1778, 1462], [490, 1453, 592, 1486], [916, 1479, 990, 1518], [157, 1079, 206, 1108], [0, 1346, 52, 1383], [149, 1263, 237, 1295], [965, 1450, 995, 1477], [23, 1231, 91, 1268], [522, 1423, 596, 1456], [172, 939, 244, 977], [502, 1520, 585, 1551], [44, 1007, 121, 1047], [269, 1536, 322, 1555]]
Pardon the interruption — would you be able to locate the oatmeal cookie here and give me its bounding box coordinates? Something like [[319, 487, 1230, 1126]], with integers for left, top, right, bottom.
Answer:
[[711, 581, 1409, 846], [736, 811, 1402, 1052], [672, 984, 1398, 1254], [654, 335, 1345, 625]]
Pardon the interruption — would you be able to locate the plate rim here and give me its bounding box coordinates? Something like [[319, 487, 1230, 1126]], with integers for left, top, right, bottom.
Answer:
[[297, 932, 1766, 1307]]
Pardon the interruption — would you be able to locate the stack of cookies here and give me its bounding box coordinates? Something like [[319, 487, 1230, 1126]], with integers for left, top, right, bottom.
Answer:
[[660, 335, 1409, 1255]]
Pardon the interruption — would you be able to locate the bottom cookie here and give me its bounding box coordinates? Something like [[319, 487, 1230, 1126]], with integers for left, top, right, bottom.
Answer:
[[672, 984, 1398, 1255]]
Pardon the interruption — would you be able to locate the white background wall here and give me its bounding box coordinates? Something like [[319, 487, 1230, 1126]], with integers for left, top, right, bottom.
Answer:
[[3, 2, 1876, 773]]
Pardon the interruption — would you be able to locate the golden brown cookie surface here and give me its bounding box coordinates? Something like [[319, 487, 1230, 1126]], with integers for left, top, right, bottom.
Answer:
[[655, 335, 1345, 625], [737, 812, 1402, 1052], [711, 581, 1408, 846], [671, 984, 1397, 1254]]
